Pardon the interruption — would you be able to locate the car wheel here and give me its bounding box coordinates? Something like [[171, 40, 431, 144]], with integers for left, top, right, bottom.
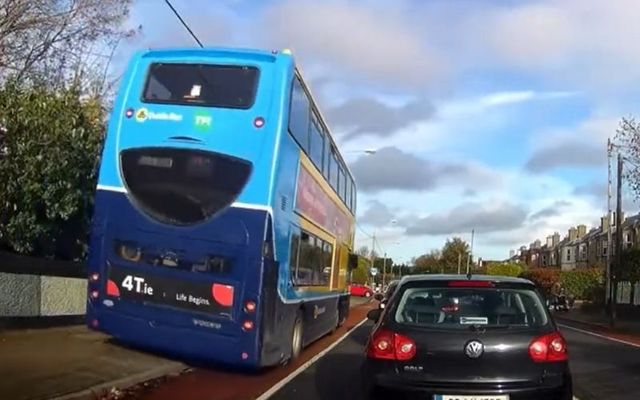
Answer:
[[291, 311, 303, 360]]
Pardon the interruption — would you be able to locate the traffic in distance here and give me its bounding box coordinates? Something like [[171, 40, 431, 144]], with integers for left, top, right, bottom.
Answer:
[[86, 46, 360, 368]]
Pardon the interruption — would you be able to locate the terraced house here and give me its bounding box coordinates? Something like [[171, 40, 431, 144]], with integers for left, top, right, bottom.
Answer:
[[513, 212, 640, 270]]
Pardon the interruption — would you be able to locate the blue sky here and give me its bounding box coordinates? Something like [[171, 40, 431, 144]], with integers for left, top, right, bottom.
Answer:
[[114, 0, 640, 263]]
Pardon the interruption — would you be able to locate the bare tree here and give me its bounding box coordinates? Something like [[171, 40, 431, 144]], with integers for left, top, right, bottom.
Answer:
[[614, 117, 640, 199], [0, 0, 140, 93]]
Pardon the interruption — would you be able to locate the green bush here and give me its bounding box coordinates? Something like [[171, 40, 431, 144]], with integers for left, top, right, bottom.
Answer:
[[0, 81, 104, 260], [351, 266, 369, 285], [520, 268, 560, 297], [559, 268, 604, 300], [486, 262, 522, 277]]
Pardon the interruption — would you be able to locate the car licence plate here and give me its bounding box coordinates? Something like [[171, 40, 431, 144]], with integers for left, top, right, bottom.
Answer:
[[434, 396, 509, 400]]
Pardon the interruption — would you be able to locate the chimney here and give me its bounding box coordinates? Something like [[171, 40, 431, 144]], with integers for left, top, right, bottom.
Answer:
[[546, 235, 553, 247], [601, 215, 610, 233], [577, 224, 587, 238], [569, 227, 578, 241], [552, 232, 560, 246]]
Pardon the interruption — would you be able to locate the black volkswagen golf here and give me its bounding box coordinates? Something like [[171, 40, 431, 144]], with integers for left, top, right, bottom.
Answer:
[[361, 275, 573, 400]]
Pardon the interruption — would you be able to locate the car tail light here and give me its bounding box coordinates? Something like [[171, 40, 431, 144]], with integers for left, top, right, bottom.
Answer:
[[529, 331, 568, 362], [448, 280, 494, 287], [244, 300, 257, 313], [367, 329, 416, 361]]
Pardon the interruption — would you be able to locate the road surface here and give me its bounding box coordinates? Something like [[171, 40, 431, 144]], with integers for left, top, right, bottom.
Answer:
[[560, 322, 640, 400]]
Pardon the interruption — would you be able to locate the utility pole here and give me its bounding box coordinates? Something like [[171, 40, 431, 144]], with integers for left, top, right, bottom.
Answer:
[[606, 139, 613, 309], [466, 229, 475, 275], [612, 152, 623, 327], [457, 253, 462, 275], [382, 252, 387, 288], [369, 230, 376, 286]]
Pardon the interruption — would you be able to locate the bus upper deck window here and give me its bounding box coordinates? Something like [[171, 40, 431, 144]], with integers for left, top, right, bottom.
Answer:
[[143, 63, 260, 109]]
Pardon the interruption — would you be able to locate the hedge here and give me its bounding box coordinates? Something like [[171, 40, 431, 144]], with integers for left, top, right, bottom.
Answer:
[[486, 263, 523, 277], [519, 268, 604, 300]]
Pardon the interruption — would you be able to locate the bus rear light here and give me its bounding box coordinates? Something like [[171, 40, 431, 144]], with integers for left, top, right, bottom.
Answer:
[[106, 280, 120, 297], [253, 117, 265, 128], [90, 290, 99, 299], [244, 301, 257, 313], [242, 320, 254, 331], [241, 352, 249, 360], [91, 319, 99, 328], [89, 273, 100, 282], [212, 283, 234, 307]]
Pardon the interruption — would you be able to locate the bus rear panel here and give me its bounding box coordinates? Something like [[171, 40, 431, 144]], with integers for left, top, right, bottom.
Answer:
[[88, 48, 285, 367]]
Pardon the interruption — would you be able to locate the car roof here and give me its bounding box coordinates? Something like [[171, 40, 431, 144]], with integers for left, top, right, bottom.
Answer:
[[397, 274, 534, 286]]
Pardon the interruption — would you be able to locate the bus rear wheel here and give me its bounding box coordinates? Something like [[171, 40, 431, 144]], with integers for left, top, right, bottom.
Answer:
[[291, 311, 303, 360]]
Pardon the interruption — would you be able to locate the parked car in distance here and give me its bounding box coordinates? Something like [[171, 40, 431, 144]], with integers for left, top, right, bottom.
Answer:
[[350, 283, 374, 298], [362, 274, 573, 400]]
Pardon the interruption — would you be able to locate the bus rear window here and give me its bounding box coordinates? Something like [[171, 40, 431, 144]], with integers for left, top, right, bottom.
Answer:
[[142, 63, 259, 109]]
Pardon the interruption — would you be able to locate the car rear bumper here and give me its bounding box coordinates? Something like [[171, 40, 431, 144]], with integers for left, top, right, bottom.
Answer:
[[362, 363, 572, 400]]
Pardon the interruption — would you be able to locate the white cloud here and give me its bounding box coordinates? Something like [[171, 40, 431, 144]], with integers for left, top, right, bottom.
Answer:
[[257, 0, 445, 89]]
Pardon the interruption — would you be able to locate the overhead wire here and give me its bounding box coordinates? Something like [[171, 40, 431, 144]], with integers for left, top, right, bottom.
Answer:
[[164, 0, 204, 48]]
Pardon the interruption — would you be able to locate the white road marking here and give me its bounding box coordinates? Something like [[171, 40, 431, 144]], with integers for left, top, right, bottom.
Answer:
[[255, 318, 369, 400], [558, 323, 640, 350]]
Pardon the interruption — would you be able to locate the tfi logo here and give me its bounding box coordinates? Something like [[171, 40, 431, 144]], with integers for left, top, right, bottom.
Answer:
[[194, 112, 212, 130]]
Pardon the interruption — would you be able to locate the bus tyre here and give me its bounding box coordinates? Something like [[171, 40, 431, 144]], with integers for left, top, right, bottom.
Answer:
[[291, 311, 303, 360]]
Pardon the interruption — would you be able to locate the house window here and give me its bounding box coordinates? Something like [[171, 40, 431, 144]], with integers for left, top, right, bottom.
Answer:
[[566, 249, 571, 262]]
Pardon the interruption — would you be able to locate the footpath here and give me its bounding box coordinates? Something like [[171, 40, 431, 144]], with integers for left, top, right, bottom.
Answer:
[[0, 296, 373, 400], [553, 305, 640, 347]]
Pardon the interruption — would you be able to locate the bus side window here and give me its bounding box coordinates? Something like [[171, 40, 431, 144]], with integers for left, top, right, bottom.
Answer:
[[289, 77, 310, 150], [289, 232, 300, 285]]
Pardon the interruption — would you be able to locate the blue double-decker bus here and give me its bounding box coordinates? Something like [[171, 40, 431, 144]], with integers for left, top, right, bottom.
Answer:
[[86, 47, 358, 368]]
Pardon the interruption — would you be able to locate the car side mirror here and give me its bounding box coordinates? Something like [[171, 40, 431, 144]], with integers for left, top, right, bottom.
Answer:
[[374, 293, 383, 301], [367, 308, 382, 322]]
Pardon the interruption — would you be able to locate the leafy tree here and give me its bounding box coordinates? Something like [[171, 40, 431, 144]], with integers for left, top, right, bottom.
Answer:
[[0, 81, 104, 259], [373, 256, 394, 271], [441, 237, 471, 273], [351, 265, 369, 285], [618, 248, 640, 282]]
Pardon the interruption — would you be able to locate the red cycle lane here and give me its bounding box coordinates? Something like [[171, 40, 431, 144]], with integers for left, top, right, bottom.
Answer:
[[120, 302, 374, 400]]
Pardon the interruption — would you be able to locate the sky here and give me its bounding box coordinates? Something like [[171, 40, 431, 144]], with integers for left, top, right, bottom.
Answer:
[[114, 0, 640, 263]]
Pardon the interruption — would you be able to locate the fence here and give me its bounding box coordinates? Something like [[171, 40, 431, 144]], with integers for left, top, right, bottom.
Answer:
[[0, 251, 87, 328]]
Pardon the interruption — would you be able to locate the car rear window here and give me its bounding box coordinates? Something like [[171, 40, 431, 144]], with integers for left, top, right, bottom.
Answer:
[[142, 63, 259, 109], [393, 286, 548, 329]]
